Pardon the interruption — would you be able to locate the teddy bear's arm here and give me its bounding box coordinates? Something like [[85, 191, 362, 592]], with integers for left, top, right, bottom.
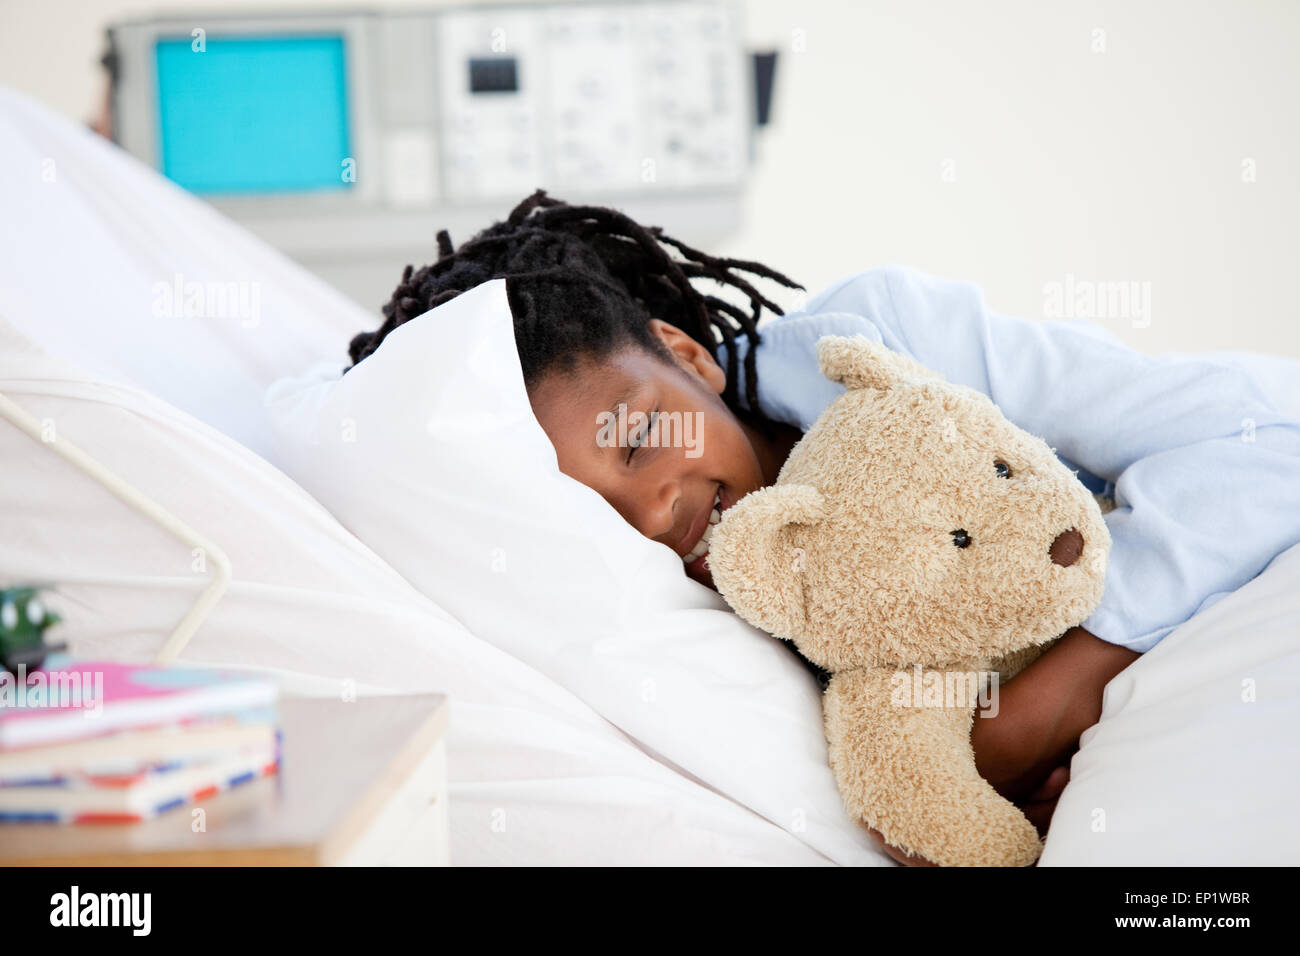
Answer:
[[991, 642, 1051, 685], [825, 666, 1043, 867]]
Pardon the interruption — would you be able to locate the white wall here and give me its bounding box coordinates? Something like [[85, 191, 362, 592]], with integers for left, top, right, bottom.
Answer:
[[2, 0, 1297, 356]]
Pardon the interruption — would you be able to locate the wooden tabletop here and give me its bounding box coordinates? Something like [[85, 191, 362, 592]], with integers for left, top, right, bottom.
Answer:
[[0, 693, 448, 866]]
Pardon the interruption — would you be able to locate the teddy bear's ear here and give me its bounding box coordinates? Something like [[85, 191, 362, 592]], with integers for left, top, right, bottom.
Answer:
[[817, 335, 944, 391], [707, 484, 827, 642]]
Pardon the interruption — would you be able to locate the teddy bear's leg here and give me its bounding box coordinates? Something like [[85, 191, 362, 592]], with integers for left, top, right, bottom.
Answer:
[[825, 667, 1043, 867]]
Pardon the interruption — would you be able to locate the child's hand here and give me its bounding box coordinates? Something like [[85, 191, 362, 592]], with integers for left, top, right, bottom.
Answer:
[[1020, 765, 1070, 838], [972, 627, 1139, 803], [860, 822, 937, 866]]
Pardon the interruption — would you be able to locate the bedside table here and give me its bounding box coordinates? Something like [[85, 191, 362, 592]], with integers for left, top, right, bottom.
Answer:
[[0, 693, 449, 866]]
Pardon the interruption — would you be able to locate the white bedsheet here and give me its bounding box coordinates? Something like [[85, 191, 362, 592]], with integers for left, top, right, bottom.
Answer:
[[2, 84, 1298, 865], [1042, 540, 1300, 864]]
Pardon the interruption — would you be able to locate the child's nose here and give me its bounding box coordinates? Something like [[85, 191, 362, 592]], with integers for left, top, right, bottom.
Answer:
[[634, 476, 682, 544]]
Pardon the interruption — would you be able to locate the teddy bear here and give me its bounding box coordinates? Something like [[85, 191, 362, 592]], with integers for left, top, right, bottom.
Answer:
[[707, 335, 1111, 866]]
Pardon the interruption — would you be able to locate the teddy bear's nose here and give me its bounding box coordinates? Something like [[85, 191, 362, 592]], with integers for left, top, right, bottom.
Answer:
[[1049, 528, 1084, 567]]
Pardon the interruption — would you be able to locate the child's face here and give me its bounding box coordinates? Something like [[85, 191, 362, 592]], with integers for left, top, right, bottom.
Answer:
[[528, 320, 769, 587]]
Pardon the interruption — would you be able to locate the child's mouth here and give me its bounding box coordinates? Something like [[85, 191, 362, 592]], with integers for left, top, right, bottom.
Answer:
[[683, 489, 724, 572]]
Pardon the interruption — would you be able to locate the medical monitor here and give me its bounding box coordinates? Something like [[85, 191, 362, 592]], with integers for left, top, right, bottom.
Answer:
[[154, 34, 353, 195]]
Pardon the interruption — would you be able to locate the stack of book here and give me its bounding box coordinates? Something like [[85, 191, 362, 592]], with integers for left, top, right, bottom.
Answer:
[[0, 656, 280, 823]]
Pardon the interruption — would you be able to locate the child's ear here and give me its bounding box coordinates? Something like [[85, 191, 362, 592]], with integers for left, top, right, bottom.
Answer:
[[648, 319, 726, 394]]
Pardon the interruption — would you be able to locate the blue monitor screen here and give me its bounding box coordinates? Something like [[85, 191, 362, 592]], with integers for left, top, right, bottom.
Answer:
[[155, 35, 352, 195]]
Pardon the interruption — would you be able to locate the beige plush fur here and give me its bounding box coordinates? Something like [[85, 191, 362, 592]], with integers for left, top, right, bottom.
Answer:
[[709, 335, 1111, 866]]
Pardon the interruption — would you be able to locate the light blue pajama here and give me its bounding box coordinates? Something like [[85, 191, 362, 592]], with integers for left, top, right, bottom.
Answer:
[[719, 266, 1300, 653]]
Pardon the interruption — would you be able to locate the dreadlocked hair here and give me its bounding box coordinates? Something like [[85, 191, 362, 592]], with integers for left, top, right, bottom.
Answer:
[[347, 189, 804, 429]]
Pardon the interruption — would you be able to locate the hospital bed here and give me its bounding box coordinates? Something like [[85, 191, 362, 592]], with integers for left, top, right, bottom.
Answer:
[[1, 85, 1297, 865]]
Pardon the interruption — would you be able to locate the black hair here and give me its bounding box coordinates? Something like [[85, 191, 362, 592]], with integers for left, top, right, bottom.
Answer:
[[347, 189, 804, 427]]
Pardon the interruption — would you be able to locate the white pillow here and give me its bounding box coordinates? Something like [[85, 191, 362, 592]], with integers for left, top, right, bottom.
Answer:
[[265, 279, 884, 865], [0, 315, 832, 865]]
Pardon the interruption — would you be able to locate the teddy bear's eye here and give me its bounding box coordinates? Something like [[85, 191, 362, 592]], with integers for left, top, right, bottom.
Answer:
[[951, 529, 972, 548], [994, 459, 1012, 479]]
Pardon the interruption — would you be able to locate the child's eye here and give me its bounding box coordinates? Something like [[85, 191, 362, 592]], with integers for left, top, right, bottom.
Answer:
[[627, 410, 659, 464], [994, 459, 1012, 478]]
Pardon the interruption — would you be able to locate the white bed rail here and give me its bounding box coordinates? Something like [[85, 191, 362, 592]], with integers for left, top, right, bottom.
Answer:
[[0, 390, 230, 664]]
